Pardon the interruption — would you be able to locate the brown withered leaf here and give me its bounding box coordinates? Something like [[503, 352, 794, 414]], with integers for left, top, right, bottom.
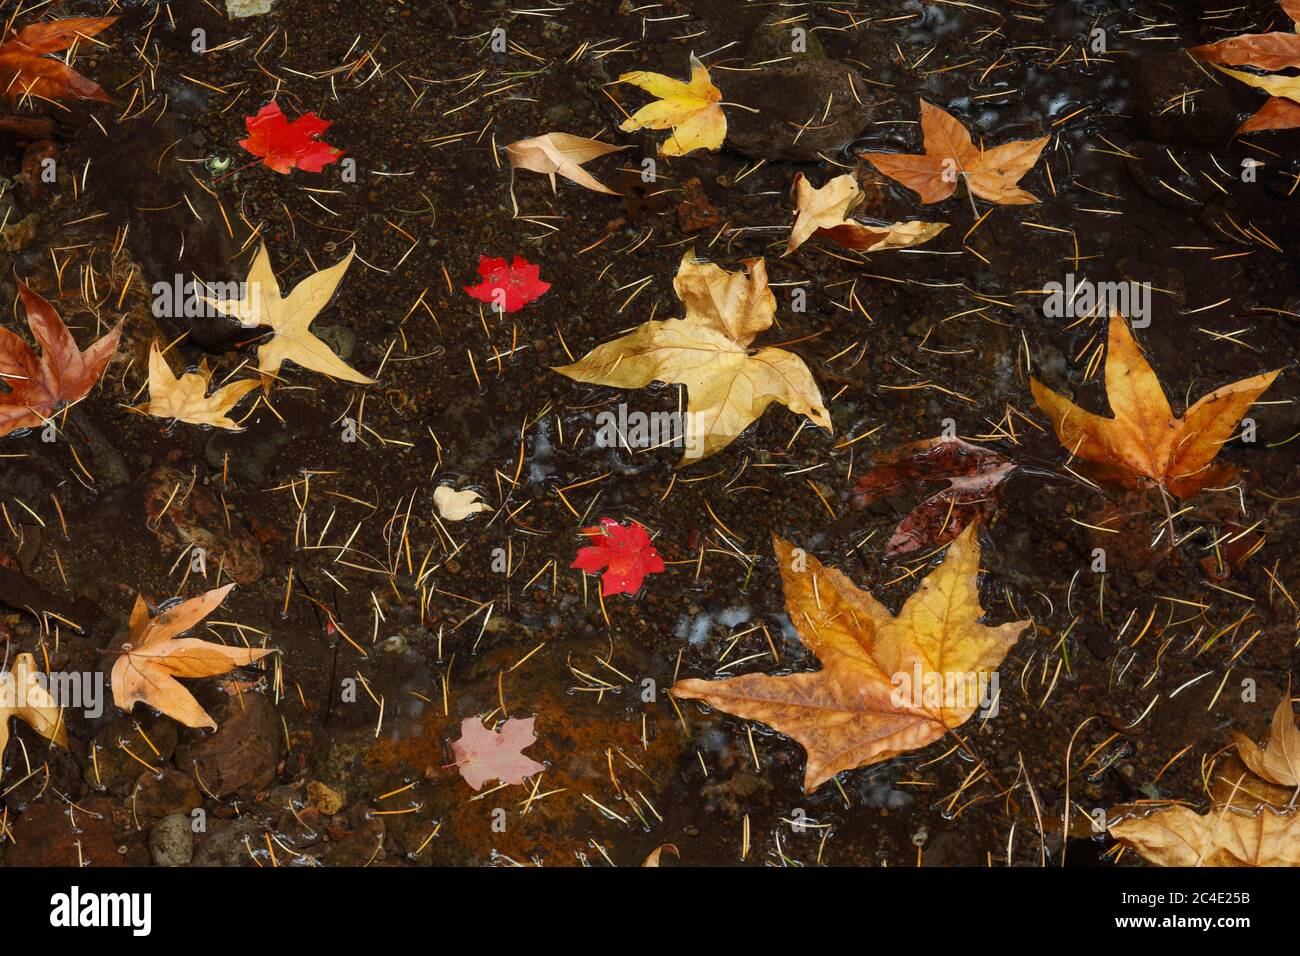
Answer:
[[861, 99, 1048, 205], [553, 251, 830, 464], [851, 437, 1016, 555], [1233, 692, 1300, 789], [1110, 805, 1300, 866], [0, 283, 123, 437], [1239, 95, 1300, 133], [1030, 313, 1281, 497], [672, 524, 1029, 792], [1191, 31, 1300, 72], [1211, 755, 1295, 812], [112, 584, 274, 729], [133, 341, 259, 430], [784, 173, 947, 256], [0, 652, 68, 777], [506, 132, 628, 195], [0, 16, 116, 104]]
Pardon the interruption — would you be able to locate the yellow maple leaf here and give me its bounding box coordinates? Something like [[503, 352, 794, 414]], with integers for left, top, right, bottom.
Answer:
[[133, 340, 259, 430], [0, 652, 68, 777], [785, 173, 948, 256], [1233, 691, 1300, 789], [1110, 805, 1300, 866], [552, 251, 830, 464], [112, 584, 274, 729], [203, 243, 374, 389], [672, 524, 1029, 792], [1030, 313, 1281, 497], [617, 53, 725, 156]]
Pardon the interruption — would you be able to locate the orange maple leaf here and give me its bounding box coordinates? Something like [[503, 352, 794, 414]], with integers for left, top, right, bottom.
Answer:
[[1030, 314, 1281, 497], [0, 17, 116, 104]]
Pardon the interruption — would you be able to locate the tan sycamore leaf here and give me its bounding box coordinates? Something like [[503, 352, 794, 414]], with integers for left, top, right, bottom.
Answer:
[[672, 524, 1029, 792], [1, 652, 68, 777], [202, 243, 373, 389], [1110, 805, 1300, 867], [552, 251, 830, 464], [861, 99, 1048, 205], [1233, 692, 1300, 789], [133, 341, 259, 430], [433, 484, 491, 521], [617, 53, 726, 156], [784, 173, 948, 256], [505, 132, 628, 195], [112, 584, 274, 729], [1030, 313, 1281, 497]]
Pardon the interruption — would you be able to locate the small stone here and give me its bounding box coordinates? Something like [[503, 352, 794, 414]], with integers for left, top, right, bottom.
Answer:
[[150, 814, 194, 867], [226, 0, 274, 17], [307, 780, 344, 816], [174, 693, 281, 797], [130, 769, 202, 818]]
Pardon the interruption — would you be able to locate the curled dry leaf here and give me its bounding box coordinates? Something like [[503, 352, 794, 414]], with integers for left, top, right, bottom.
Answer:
[[134, 341, 259, 430], [851, 436, 1016, 556], [617, 53, 725, 156], [202, 243, 373, 388], [642, 844, 679, 866], [112, 584, 274, 729], [0, 283, 123, 437], [784, 173, 948, 256], [1233, 693, 1300, 789], [1030, 313, 1281, 497], [505, 132, 628, 195], [450, 715, 546, 791], [1110, 805, 1300, 867], [0, 652, 69, 776], [433, 485, 491, 521], [0, 16, 116, 104], [861, 99, 1049, 205], [672, 525, 1029, 792], [553, 252, 830, 464]]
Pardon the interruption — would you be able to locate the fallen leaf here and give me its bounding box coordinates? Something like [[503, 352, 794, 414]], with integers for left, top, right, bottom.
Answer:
[[0, 652, 68, 776], [506, 132, 628, 195], [1233, 692, 1300, 789], [202, 243, 374, 387], [0, 283, 123, 437], [1191, 32, 1300, 71], [464, 255, 551, 313], [570, 518, 666, 597], [851, 436, 1016, 555], [0, 16, 116, 104], [861, 99, 1049, 205], [134, 341, 259, 430], [239, 100, 343, 174], [672, 524, 1029, 792], [1030, 313, 1281, 497], [1238, 95, 1300, 133], [450, 715, 545, 791], [1286, 0, 1300, 24], [112, 584, 274, 729], [617, 53, 726, 156], [552, 252, 831, 464], [1110, 805, 1300, 866], [784, 173, 948, 256], [1211, 755, 1296, 812], [433, 485, 491, 521], [642, 844, 679, 866]]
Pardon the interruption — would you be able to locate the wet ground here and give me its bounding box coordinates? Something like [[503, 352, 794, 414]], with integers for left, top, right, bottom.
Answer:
[[0, 0, 1297, 867]]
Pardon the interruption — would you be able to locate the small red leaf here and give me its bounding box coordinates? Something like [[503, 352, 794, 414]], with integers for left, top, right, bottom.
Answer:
[[238, 100, 343, 175], [464, 255, 551, 313], [450, 716, 545, 791], [571, 518, 665, 596]]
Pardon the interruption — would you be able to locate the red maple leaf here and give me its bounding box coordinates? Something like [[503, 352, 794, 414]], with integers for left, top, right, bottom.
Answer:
[[0, 284, 123, 437], [238, 100, 343, 174], [0, 16, 116, 104], [450, 716, 545, 791], [464, 255, 551, 313], [571, 518, 665, 596]]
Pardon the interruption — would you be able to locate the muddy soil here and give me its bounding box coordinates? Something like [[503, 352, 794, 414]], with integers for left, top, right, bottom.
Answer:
[[0, 0, 1296, 867]]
